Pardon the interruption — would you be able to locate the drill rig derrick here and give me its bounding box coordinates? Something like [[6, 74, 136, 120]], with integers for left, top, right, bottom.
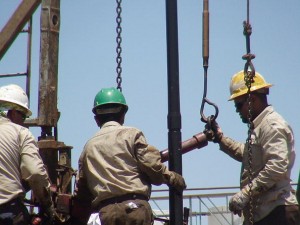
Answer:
[[1, 1, 209, 224], [0, 1, 74, 224], [33, 0, 75, 223]]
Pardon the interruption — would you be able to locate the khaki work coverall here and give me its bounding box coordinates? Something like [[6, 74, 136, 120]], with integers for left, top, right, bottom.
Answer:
[[76, 121, 173, 225], [0, 116, 52, 223], [219, 106, 299, 224]]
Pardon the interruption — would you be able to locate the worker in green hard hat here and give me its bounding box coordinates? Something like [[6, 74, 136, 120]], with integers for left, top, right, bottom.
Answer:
[[75, 87, 186, 225], [92, 87, 128, 125]]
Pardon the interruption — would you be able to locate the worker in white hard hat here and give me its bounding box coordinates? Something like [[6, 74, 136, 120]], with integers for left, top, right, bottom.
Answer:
[[0, 84, 32, 125], [204, 71, 300, 225], [0, 84, 58, 224]]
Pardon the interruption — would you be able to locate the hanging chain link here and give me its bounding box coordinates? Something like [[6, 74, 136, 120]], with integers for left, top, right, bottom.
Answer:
[[116, 0, 123, 92], [244, 71, 254, 225], [243, 0, 255, 224]]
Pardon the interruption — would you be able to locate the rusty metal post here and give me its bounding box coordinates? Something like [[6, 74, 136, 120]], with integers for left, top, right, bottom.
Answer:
[[38, 0, 60, 137], [38, 139, 72, 189], [37, 0, 74, 194]]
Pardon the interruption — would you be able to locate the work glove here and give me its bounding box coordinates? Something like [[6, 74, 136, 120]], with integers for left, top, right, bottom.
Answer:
[[42, 204, 62, 224], [168, 171, 187, 192], [229, 186, 250, 216], [203, 119, 223, 143]]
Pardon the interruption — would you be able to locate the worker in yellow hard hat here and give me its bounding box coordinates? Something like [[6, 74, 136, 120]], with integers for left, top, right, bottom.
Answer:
[[229, 70, 272, 101], [204, 71, 300, 225], [229, 70, 273, 124]]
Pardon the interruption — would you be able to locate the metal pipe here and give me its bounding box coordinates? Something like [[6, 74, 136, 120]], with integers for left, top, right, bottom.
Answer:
[[160, 132, 208, 163], [165, 0, 183, 224]]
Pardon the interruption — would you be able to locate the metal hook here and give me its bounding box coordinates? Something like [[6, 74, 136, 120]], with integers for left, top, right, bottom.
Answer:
[[200, 68, 219, 123], [200, 0, 219, 124], [200, 97, 219, 124]]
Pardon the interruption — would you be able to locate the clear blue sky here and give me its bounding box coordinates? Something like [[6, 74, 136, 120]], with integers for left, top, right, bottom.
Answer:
[[1, 1, 299, 193]]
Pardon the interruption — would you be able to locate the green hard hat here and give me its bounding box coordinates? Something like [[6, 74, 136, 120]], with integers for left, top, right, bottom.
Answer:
[[93, 87, 128, 115]]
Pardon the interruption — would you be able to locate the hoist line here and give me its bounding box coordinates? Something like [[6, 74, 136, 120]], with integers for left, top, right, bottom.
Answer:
[[200, 0, 218, 125], [242, 20, 255, 77], [243, 0, 255, 76], [116, 0, 123, 92]]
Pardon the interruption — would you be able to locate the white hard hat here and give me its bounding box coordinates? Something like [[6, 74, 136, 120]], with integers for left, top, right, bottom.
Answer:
[[0, 84, 32, 116]]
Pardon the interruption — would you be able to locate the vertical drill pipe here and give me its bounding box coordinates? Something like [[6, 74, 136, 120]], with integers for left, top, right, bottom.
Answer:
[[165, 0, 183, 224]]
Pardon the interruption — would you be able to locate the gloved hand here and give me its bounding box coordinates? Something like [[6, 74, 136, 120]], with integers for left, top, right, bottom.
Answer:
[[43, 204, 61, 223], [203, 119, 223, 143], [168, 171, 187, 192], [229, 187, 250, 216]]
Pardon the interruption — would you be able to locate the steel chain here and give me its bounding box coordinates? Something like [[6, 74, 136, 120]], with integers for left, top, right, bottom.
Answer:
[[116, 0, 123, 92], [244, 71, 254, 225], [243, 0, 255, 224]]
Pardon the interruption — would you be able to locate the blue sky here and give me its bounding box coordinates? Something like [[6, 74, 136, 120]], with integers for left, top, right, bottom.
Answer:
[[1, 0, 299, 194]]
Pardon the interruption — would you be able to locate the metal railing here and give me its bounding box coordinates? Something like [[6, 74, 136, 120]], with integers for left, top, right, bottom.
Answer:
[[150, 183, 298, 225]]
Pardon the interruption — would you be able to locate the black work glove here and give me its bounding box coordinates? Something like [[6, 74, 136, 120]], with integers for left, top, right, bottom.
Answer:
[[203, 119, 223, 143], [42, 204, 61, 224], [168, 171, 187, 192]]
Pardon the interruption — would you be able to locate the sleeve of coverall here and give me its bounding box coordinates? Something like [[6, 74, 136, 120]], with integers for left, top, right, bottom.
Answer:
[[219, 136, 244, 162], [19, 128, 52, 208], [250, 122, 293, 193], [134, 132, 170, 185], [74, 150, 94, 202]]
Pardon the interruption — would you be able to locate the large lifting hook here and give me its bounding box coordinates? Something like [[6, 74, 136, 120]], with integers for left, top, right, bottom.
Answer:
[[200, 0, 218, 128]]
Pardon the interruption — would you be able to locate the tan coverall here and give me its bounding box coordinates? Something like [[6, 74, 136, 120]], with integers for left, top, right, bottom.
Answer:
[[0, 116, 52, 223], [76, 121, 175, 225], [219, 106, 299, 224]]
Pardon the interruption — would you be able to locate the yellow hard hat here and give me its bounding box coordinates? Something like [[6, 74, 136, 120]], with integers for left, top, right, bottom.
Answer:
[[229, 70, 273, 101]]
